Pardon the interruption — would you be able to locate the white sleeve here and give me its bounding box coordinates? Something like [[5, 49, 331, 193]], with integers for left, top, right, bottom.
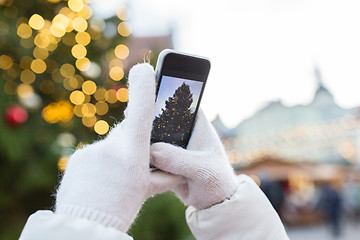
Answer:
[[19, 210, 133, 240], [186, 175, 289, 240]]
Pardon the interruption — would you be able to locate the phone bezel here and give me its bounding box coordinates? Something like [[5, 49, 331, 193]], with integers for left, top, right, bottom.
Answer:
[[152, 49, 211, 148]]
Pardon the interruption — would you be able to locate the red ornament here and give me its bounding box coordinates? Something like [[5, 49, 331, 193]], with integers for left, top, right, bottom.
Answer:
[[5, 105, 28, 126]]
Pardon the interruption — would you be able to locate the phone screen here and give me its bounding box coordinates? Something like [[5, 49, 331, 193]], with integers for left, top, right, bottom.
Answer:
[[151, 75, 204, 148]]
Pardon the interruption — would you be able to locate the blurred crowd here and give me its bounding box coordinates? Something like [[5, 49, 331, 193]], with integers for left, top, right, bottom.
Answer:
[[261, 175, 360, 237]]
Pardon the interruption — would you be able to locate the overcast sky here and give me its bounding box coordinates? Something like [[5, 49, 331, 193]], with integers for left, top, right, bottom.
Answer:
[[92, 0, 360, 127]]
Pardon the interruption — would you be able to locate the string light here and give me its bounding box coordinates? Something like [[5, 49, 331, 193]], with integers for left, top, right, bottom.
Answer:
[[116, 88, 128, 102], [114, 44, 129, 59], [75, 32, 91, 45], [0, 55, 13, 69], [117, 22, 131, 37], [20, 70, 36, 84], [75, 57, 90, 71], [71, 44, 87, 59], [28, 14, 45, 30], [72, 17, 88, 32], [94, 120, 109, 135], [109, 66, 124, 81], [60, 63, 75, 77], [68, 0, 85, 13], [70, 90, 85, 105], [30, 59, 46, 74], [82, 80, 96, 95], [17, 23, 32, 39], [82, 116, 97, 127]]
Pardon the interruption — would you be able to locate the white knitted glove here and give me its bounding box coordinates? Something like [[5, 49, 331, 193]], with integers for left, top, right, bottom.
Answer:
[[55, 63, 180, 232], [150, 110, 238, 210]]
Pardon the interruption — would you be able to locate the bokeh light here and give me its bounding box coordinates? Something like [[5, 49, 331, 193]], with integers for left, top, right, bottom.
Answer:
[[116, 88, 128, 102], [82, 80, 97, 95], [94, 120, 109, 135], [117, 22, 131, 37], [114, 44, 129, 59], [69, 90, 85, 105], [28, 14, 44, 30], [109, 66, 124, 81]]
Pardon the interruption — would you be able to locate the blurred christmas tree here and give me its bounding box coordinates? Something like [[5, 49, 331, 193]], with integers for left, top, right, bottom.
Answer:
[[152, 82, 194, 147], [0, 0, 133, 237]]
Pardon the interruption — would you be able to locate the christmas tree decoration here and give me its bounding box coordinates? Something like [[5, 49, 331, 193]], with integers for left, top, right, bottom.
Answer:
[[152, 82, 195, 147], [5, 105, 28, 126]]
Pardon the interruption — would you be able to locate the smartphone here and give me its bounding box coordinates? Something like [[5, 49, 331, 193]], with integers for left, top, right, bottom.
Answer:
[[151, 49, 210, 148]]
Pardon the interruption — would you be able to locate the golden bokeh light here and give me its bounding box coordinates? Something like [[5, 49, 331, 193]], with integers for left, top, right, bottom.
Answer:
[[105, 89, 117, 103], [95, 101, 109, 115], [74, 74, 84, 86], [71, 44, 87, 59], [34, 33, 50, 48], [82, 103, 96, 117], [17, 23, 32, 39], [78, 5, 92, 19], [50, 22, 66, 37], [20, 69, 36, 84], [94, 88, 106, 101], [53, 14, 69, 28], [75, 31, 91, 45], [63, 76, 79, 90], [29, 14, 45, 30], [17, 84, 34, 99], [60, 63, 75, 77], [0, 55, 13, 69], [73, 104, 84, 117], [116, 5, 130, 20], [75, 57, 90, 71], [82, 80, 97, 95], [33, 47, 49, 60], [109, 66, 124, 81], [94, 120, 109, 135], [72, 17, 88, 32], [68, 0, 85, 12], [69, 90, 85, 105], [117, 22, 131, 37], [4, 81, 18, 95], [42, 100, 74, 123], [116, 88, 128, 102], [30, 59, 47, 74], [114, 44, 129, 59], [58, 155, 69, 172], [82, 116, 97, 127]]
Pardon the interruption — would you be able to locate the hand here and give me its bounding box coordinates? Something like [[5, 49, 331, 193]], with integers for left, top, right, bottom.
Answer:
[[150, 110, 238, 210], [55, 63, 180, 232]]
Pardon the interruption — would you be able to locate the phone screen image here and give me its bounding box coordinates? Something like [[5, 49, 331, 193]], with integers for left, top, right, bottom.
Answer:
[[151, 75, 204, 148]]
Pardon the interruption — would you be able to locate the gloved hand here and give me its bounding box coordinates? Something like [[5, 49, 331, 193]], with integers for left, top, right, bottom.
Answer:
[[55, 63, 180, 232], [150, 109, 238, 210]]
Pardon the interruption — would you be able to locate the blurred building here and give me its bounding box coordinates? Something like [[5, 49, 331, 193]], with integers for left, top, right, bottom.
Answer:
[[213, 67, 360, 167], [125, 34, 173, 69]]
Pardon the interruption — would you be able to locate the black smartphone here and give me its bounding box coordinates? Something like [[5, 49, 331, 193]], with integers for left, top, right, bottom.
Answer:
[[151, 49, 211, 148]]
